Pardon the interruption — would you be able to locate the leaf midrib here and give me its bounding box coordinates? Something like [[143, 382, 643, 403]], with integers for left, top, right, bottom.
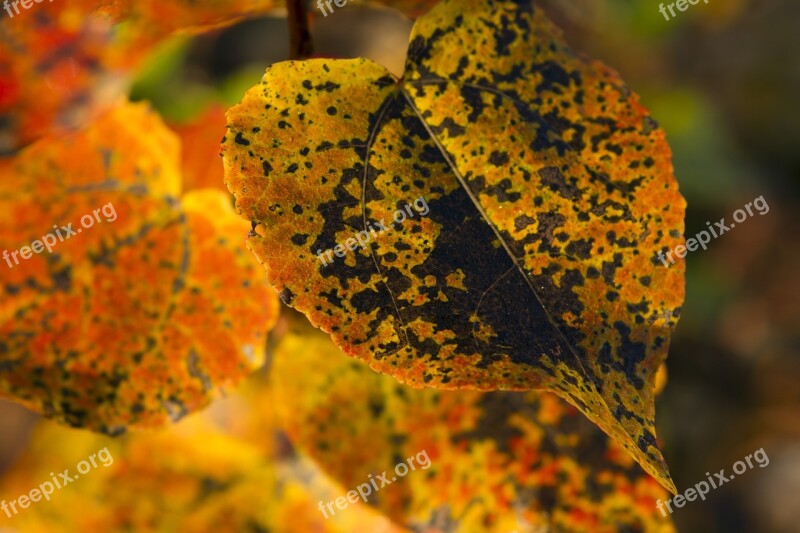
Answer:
[[391, 83, 645, 466]]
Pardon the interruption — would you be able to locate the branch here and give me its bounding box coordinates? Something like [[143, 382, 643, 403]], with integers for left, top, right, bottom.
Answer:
[[286, 0, 313, 60]]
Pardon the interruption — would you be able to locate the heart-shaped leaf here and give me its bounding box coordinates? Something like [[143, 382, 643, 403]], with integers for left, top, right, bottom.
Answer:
[[222, 0, 684, 491]]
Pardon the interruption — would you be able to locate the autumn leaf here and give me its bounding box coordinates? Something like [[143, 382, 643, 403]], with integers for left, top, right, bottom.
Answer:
[[0, 102, 279, 434], [222, 0, 685, 491], [0, 378, 401, 532], [269, 451, 406, 533], [0, 420, 274, 532], [170, 105, 230, 193], [122, 0, 281, 35], [271, 328, 676, 532], [0, 0, 280, 152]]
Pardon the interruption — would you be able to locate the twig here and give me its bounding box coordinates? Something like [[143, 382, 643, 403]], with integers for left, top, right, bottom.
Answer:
[[286, 0, 313, 60]]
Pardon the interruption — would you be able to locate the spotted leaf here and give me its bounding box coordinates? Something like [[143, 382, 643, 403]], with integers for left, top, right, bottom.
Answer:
[[222, 0, 685, 491], [272, 328, 676, 532], [0, 102, 279, 433]]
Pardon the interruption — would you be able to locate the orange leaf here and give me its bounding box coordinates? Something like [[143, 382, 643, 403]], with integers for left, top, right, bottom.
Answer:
[[170, 105, 229, 193], [0, 0, 280, 151], [0, 102, 279, 433]]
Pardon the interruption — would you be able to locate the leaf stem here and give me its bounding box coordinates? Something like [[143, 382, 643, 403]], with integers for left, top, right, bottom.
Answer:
[[286, 0, 313, 60]]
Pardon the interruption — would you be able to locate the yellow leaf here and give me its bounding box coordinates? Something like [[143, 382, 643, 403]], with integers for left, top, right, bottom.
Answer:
[[0, 377, 402, 532], [222, 0, 684, 492]]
